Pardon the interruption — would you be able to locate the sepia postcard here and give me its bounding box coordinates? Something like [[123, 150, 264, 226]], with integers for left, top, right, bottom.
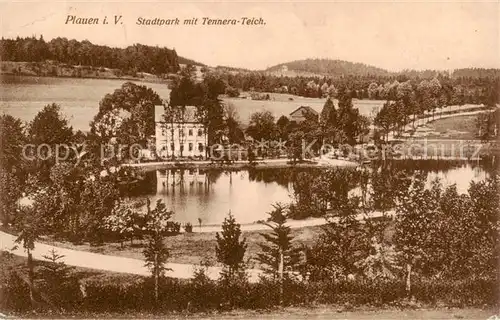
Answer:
[[0, 1, 499, 319]]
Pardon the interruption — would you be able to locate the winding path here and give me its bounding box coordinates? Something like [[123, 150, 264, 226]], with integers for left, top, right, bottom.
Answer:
[[0, 211, 389, 282], [0, 230, 262, 282]]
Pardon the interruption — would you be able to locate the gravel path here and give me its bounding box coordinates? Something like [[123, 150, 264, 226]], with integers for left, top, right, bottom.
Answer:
[[0, 211, 390, 280]]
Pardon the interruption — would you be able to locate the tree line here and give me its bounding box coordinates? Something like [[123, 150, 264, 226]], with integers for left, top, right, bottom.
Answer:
[[373, 77, 499, 141], [216, 69, 499, 103], [0, 36, 201, 76]]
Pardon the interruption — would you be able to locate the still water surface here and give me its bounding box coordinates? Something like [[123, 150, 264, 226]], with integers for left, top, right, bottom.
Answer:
[[133, 163, 490, 225]]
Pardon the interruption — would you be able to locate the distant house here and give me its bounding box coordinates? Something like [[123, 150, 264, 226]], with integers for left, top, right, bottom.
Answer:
[[289, 106, 319, 123], [155, 105, 208, 159]]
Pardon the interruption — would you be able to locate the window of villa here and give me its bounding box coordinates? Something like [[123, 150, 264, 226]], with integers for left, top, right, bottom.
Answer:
[[170, 143, 174, 151], [197, 129, 203, 136], [198, 143, 204, 152], [189, 143, 193, 151], [188, 129, 193, 136]]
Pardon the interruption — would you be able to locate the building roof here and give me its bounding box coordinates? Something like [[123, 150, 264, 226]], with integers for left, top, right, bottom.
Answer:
[[155, 105, 200, 123], [289, 106, 319, 117]]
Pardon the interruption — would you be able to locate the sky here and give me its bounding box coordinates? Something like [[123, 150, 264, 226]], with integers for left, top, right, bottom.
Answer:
[[1, 1, 499, 71]]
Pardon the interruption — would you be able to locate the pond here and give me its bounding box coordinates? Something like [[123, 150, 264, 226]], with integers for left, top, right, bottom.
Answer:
[[130, 160, 493, 225]]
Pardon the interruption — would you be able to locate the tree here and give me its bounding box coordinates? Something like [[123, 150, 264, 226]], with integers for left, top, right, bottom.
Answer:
[[374, 101, 394, 141], [466, 176, 499, 278], [142, 198, 174, 305], [91, 82, 161, 147], [355, 237, 399, 280], [223, 103, 245, 144], [104, 200, 144, 247], [276, 115, 291, 141], [0, 114, 26, 174], [393, 174, 439, 297], [176, 74, 227, 146], [256, 204, 302, 305], [27, 104, 73, 183], [336, 87, 364, 145], [13, 204, 45, 309], [287, 130, 305, 163], [215, 212, 247, 283], [320, 97, 337, 127], [38, 249, 76, 308], [368, 82, 380, 99], [246, 111, 276, 142], [28, 103, 73, 146], [476, 109, 499, 141], [0, 168, 22, 225], [305, 196, 368, 281]]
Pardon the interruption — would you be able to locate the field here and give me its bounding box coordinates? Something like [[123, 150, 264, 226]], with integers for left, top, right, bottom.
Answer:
[[225, 93, 383, 126], [1, 74, 384, 131], [415, 115, 480, 140]]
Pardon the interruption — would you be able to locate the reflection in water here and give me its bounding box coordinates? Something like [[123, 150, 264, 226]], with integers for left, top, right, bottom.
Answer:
[[136, 168, 293, 225], [131, 161, 493, 225]]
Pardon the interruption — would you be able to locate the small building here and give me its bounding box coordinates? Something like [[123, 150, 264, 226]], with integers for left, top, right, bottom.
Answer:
[[289, 106, 319, 123], [155, 105, 208, 159]]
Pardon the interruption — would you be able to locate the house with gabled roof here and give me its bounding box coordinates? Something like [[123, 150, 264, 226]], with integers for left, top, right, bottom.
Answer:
[[154, 105, 208, 159], [289, 106, 319, 123]]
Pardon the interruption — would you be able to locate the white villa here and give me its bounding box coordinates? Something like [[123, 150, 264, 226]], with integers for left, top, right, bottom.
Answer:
[[154, 105, 208, 159]]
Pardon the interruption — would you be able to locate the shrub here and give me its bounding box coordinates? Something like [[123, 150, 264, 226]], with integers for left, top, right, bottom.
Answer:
[[412, 277, 498, 307], [0, 271, 31, 312], [226, 87, 240, 97], [184, 223, 193, 233], [166, 221, 181, 234], [186, 263, 220, 311], [80, 273, 151, 311]]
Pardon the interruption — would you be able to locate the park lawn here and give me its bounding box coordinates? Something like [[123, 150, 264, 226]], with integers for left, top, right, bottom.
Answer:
[[37, 218, 396, 269], [38, 225, 325, 269], [420, 115, 480, 140]]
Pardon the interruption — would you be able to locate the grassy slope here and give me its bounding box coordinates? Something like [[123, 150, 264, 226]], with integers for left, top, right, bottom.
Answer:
[[0, 61, 170, 83], [423, 115, 479, 140], [37, 220, 396, 269], [38, 226, 324, 269]]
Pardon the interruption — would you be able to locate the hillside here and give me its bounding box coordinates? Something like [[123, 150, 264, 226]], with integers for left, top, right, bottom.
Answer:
[[0, 36, 204, 77], [266, 58, 390, 77]]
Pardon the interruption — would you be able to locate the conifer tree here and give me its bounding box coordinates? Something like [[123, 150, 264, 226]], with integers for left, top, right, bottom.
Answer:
[[142, 199, 173, 305], [215, 212, 247, 283], [256, 204, 302, 305]]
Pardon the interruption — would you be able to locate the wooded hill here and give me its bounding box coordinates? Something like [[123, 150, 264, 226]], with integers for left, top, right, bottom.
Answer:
[[0, 36, 204, 76], [266, 58, 391, 77], [266, 58, 500, 79]]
